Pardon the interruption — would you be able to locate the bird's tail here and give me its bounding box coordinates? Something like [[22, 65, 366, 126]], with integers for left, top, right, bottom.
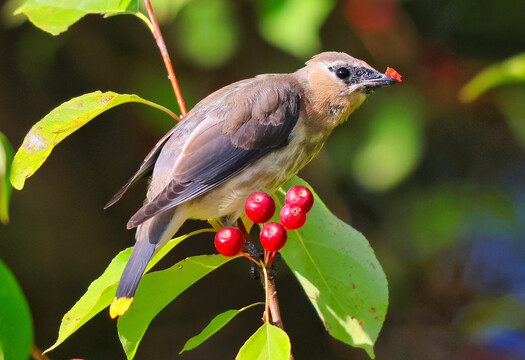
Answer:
[[109, 207, 185, 318], [109, 237, 156, 318]]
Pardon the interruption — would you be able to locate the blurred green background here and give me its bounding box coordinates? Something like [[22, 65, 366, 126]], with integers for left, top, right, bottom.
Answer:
[[1, 0, 525, 359]]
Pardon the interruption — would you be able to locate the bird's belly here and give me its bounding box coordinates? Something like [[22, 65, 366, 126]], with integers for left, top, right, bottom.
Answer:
[[186, 131, 325, 221]]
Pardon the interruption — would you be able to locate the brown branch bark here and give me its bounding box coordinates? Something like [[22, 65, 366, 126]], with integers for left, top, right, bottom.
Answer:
[[258, 270, 294, 359], [259, 268, 284, 329], [267, 277, 284, 329], [30, 345, 51, 360]]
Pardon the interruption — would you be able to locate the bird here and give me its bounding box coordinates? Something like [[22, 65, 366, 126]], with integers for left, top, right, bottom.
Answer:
[[107, 51, 399, 318]]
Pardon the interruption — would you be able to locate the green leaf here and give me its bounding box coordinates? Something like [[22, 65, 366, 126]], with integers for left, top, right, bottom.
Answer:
[[45, 229, 213, 353], [351, 98, 424, 192], [0, 133, 13, 224], [15, 0, 139, 35], [256, 0, 335, 58], [277, 177, 388, 358], [180, 302, 263, 354], [494, 87, 525, 148], [407, 184, 515, 259], [142, 0, 190, 23], [174, 0, 239, 68], [0, 258, 33, 360], [458, 295, 525, 334], [459, 52, 525, 102], [118, 254, 237, 360], [10, 91, 176, 190], [236, 322, 291, 360]]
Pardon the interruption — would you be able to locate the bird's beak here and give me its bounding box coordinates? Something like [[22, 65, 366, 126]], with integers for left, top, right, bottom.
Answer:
[[361, 71, 398, 90]]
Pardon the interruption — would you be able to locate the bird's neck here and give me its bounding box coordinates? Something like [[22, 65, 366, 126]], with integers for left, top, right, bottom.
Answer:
[[295, 71, 367, 134]]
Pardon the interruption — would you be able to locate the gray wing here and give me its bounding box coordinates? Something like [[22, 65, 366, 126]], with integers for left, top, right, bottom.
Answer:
[[104, 124, 179, 209], [127, 76, 302, 229]]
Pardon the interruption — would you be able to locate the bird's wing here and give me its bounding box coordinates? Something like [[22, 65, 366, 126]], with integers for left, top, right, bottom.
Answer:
[[127, 76, 302, 229], [104, 124, 179, 209]]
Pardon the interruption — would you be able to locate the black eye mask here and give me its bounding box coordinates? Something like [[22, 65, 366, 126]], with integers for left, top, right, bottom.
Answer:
[[329, 65, 382, 85]]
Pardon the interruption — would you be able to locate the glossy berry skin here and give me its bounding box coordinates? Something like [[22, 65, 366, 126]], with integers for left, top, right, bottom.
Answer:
[[214, 227, 244, 256], [284, 185, 314, 213], [244, 192, 276, 223], [279, 204, 306, 230], [385, 67, 402, 82], [259, 222, 287, 251]]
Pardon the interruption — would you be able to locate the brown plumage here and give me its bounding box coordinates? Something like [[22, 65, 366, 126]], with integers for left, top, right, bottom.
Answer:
[[107, 52, 398, 318]]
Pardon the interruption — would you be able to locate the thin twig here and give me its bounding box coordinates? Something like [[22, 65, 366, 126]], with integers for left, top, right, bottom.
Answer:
[[31, 345, 51, 360], [143, 0, 187, 116], [266, 277, 284, 329], [259, 274, 293, 359], [258, 266, 284, 329]]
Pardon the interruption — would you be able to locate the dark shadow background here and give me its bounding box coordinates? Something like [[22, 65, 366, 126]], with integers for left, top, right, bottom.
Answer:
[[1, 0, 525, 359]]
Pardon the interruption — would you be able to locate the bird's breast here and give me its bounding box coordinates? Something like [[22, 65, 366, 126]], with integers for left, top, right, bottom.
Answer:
[[186, 121, 327, 221]]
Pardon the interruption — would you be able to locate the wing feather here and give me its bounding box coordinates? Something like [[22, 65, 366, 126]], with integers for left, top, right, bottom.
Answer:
[[127, 76, 302, 228], [104, 124, 179, 209]]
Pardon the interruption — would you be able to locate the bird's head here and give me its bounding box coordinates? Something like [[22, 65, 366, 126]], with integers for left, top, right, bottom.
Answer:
[[295, 51, 398, 125]]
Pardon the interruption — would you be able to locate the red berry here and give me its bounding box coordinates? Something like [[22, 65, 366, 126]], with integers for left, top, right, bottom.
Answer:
[[214, 227, 244, 256], [385, 67, 402, 82], [245, 192, 275, 223], [279, 204, 306, 230], [259, 222, 287, 251], [284, 185, 314, 212]]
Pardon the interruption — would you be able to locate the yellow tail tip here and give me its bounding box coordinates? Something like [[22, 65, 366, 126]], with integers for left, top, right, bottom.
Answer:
[[109, 297, 133, 319]]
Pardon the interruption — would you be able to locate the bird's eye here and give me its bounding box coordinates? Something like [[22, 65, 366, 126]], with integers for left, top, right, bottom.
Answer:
[[336, 67, 350, 79]]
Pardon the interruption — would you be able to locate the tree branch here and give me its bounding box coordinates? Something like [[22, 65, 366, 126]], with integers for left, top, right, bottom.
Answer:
[[267, 277, 284, 329], [31, 345, 51, 360], [259, 267, 284, 329], [143, 0, 187, 116]]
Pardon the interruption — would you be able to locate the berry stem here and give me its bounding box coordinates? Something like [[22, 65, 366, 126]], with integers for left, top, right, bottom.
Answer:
[[268, 251, 277, 268], [143, 0, 187, 116], [240, 252, 259, 265], [237, 218, 252, 243]]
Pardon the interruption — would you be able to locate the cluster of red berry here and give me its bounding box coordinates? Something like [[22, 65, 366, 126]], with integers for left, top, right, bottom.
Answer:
[[214, 185, 314, 257]]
